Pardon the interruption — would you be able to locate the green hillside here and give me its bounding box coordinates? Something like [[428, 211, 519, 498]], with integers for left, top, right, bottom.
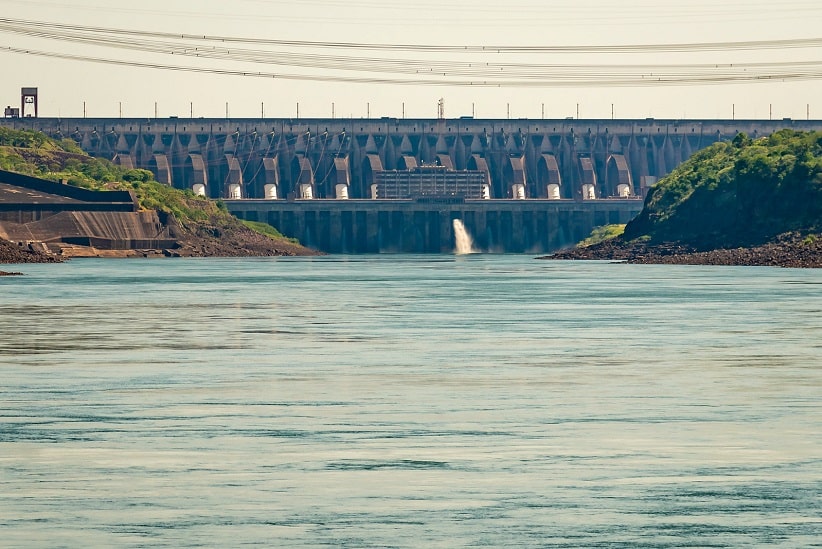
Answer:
[[624, 129, 822, 246]]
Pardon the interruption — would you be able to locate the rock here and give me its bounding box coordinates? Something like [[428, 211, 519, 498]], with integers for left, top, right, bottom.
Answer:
[[543, 232, 822, 268], [0, 238, 62, 264], [170, 217, 322, 258]]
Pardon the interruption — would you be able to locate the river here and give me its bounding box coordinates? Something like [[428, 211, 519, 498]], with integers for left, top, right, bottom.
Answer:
[[1, 255, 820, 547]]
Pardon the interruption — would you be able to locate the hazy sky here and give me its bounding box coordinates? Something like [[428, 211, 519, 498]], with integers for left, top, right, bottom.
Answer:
[[1, 0, 820, 120]]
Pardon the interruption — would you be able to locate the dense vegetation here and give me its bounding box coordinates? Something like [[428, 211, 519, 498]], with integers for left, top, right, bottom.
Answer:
[[0, 127, 290, 240], [624, 129, 822, 246], [0, 126, 85, 153]]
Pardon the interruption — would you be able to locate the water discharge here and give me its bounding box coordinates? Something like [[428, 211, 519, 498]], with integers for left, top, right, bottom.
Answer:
[[452, 218, 476, 254]]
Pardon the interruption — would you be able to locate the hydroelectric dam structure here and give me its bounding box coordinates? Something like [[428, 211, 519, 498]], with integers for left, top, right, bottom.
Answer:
[[3, 116, 821, 253]]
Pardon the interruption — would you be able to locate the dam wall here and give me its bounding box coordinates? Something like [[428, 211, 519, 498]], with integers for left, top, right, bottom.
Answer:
[[3, 117, 821, 201], [227, 198, 643, 254], [3, 116, 819, 253]]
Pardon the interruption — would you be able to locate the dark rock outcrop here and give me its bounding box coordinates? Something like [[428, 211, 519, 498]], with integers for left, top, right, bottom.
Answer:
[[0, 237, 61, 274], [167, 216, 321, 258], [546, 232, 822, 268]]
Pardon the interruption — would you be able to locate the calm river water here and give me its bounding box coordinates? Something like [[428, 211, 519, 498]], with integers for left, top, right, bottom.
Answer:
[[1, 255, 820, 547]]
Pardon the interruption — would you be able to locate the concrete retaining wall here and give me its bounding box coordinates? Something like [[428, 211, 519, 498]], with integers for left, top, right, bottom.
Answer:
[[228, 198, 643, 254]]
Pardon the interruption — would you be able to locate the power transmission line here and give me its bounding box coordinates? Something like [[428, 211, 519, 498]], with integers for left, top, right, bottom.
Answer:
[[5, 46, 821, 87], [2, 18, 821, 53], [2, 17, 821, 87]]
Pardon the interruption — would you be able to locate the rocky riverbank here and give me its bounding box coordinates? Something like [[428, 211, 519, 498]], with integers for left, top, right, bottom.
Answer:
[[166, 216, 321, 258], [0, 238, 61, 271], [544, 232, 822, 268], [546, 130, 822, 269], [1, 214, 321, 272]]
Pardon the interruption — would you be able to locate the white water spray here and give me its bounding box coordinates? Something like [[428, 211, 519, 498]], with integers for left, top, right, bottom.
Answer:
[[452, 219, 477, 255]]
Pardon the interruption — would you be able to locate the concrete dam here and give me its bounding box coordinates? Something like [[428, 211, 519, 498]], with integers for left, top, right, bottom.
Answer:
[[3, 116, 820, 253]]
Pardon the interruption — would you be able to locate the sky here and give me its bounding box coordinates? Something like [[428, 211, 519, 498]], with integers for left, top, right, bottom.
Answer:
[[0, 0, 820, 120]]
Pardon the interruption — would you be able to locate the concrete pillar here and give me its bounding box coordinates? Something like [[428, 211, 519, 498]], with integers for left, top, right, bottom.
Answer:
[[366, 210, 379, 253], [330, 210, 342, 254], [511, 209, 524, 252]]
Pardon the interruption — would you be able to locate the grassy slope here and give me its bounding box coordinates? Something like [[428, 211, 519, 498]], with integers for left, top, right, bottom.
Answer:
[[622, 129, 822, 247], [0, 127, 306, 252], [577, 224, 625, 247]]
